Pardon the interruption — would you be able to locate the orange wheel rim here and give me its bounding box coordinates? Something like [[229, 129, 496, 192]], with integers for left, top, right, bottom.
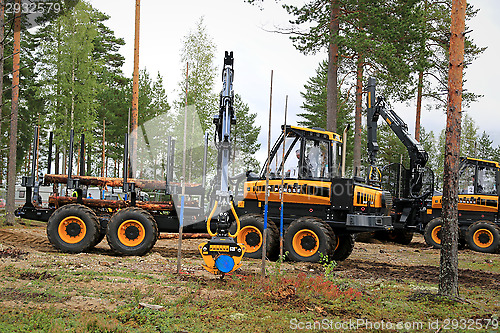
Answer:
[[58, 216, 86, 244], [237, 226, 262, 253], [473, 229, 494, 248], [118, 220, 145, 247], [292, 229, 319, 257], [431, 226, 441, 245]]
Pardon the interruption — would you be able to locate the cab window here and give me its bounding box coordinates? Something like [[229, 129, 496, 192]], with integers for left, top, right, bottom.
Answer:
[[302, 138, 330, 180], [477, 166, 497, 194]]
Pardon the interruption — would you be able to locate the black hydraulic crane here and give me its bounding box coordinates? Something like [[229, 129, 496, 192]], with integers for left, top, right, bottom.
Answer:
[[366, 77, 430, 198], [366, 77, 434, 239]]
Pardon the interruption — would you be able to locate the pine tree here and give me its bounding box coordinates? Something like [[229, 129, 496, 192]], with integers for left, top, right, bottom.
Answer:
[[412, 0, 484, 140], [476, 131, 494, 161]]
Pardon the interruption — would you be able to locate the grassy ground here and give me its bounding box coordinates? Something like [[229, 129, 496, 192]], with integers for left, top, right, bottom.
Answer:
[[0, 221, 498, 332]]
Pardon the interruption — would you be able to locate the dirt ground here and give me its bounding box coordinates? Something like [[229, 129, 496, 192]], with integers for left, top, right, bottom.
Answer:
[[0, 220, 498, 293]]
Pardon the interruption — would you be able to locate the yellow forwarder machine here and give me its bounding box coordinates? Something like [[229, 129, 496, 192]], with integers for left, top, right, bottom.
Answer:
[[424, 157, 500, 253], [199, 53, 395, 268], [232, 125, 395, 262]]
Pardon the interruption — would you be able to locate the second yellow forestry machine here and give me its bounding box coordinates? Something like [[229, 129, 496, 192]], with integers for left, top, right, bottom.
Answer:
[[368, 78, 500, 254]]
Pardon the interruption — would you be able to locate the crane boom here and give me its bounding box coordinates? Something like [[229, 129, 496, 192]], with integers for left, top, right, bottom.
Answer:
[[199, 52, 245, 275], [366, 77, 429, 198]]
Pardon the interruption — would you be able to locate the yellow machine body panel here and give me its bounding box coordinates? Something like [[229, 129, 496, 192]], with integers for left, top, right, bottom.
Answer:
[[244, 179, 330, 205], [353, 186, 383, 208], [288, 125, 342, 143], [244, 180, 384, 209], [431, 194, 498, 213]]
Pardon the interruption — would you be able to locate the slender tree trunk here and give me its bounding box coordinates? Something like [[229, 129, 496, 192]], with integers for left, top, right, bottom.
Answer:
[[86, 142, 91, 177], [5, 0, 21, 225], [71, 62, 75, 128], [415, 70, 424, 142], [102, 120, 105, 177], [326, 0, 339, 133], [0, 0, 4, 185], [353, 56, 363, 176], [439, 0, 466, 298], [55, 145, 60, 174]]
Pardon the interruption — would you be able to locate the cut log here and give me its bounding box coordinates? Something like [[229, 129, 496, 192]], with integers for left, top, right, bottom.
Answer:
[[48, 196, 175, 211], [44, 174, 202, 191]]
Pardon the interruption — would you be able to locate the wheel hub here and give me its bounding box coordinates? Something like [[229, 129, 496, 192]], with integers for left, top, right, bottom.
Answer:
[[474, 229, 493, 248], [292, 229, 320, 257], [65, 222, 82, 237], [125, 225, 140, 240], [118, 220, 145, 247], [237, 226, 262, 253], [245, 232, 260, 247], [300, 235, 317, 251], [58, 216, 87, 244]]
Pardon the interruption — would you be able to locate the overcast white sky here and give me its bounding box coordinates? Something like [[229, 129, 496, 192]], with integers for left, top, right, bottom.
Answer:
[[87, 0, 500, 163]]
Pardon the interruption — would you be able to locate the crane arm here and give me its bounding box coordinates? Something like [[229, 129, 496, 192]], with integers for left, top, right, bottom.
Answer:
[[366, 77, 429, 197]]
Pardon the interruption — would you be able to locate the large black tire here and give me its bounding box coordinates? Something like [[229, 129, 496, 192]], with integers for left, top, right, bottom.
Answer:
[[331, 233, 355, 261], [47, 204, 100, 253], [284, 217, 334, 262], [106, 207, 158, 256], [466, 221, 500, 253], [424, 218, 442, 249], [236, 214, 279, 260]]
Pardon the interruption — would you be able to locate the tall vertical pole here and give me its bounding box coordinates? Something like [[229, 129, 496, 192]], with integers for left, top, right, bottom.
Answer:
[[279, 95, 288, 260], [102, 120, 106, 177], [35, 125, 40, 183], [177, 62, 188, 275], [439, 0, 466, 298], [415, 71, 424, 142], [262, 70, 273, 278], [47, 132, 53, 175], [79, 134, 85, 176], [130, 0, 140, 178], [5, 0, 21, 225], [0, 0, 5, 184]]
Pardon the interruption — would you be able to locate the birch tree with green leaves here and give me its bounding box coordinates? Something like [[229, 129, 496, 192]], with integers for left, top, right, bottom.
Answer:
[[36, 1, 100, 173], [174, 17, 261, 184]]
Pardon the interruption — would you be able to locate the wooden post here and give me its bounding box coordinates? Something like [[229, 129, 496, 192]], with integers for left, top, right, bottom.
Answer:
[[177, 62, 189, 275], [35, 125, 40, 183], [262, 70, 273, 279], [439, 0, 466, 299], [102, 120, 106, 177], [131, 0, 140, 177], [279, 95, 288, 260], [5, 0, 21, 225]]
